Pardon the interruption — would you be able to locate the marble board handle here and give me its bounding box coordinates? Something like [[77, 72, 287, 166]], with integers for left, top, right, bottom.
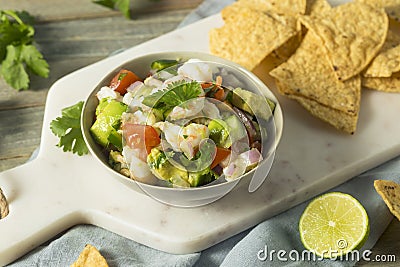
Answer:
[[0, 159, 81, 266]]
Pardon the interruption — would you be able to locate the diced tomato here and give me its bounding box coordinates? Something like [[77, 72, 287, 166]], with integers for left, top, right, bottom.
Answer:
[[210, 147, 231, 169], [202, 82, 225, 101], [213, 88, 225, 101], [110, 69, 141, 95], [122, 124, 160, 161], [201, 82, 213, 89]]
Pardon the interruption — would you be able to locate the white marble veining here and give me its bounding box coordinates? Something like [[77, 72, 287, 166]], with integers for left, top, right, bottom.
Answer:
[[0, 13, 400, 266]]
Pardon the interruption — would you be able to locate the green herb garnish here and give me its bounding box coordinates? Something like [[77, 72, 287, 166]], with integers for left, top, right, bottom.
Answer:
[[142, 80, 202, 110], [0, 10, 49, 90], [50, 101, 89, 156], [92, 0, 131, 19]]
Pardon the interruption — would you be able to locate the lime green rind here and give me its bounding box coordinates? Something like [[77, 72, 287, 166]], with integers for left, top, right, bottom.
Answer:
[[299, 192, 369, 259]]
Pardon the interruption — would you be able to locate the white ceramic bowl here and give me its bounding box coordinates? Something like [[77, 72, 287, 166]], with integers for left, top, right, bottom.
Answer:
[[81, 51, 283, 207]]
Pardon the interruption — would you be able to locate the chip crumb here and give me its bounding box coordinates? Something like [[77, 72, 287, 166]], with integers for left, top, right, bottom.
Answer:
[[374, 180, 400, 221], [70, 244, 109, 267]]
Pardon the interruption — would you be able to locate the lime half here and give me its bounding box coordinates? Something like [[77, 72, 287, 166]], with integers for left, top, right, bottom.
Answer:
[[299, 192, 369, 258]]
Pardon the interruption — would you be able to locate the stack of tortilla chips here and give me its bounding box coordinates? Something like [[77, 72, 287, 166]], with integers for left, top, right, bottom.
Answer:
[[209, 0, 400, 134]]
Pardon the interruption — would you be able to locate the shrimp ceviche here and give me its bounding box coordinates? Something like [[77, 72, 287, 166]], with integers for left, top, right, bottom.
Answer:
[[90, 59, 276, 188]]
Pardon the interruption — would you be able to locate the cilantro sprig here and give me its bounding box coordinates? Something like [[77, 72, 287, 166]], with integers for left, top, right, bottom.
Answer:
[[0, 10, 49, 90], [142, 80, 202, 110], [93, 0, 131, 19], [50, 101, 89, 156]]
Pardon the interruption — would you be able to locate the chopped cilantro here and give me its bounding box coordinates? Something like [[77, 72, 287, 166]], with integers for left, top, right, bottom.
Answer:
[[50, 101, 89, 156], [118, 72, 127, 80], [142, 80, 202, 110], [0, 10, 49, 90]]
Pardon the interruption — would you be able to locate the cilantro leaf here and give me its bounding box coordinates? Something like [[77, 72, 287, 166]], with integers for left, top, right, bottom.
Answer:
[[21, 44, 49, 77], [1, 44, 48, 90], [50, 101, 89, 156], [142, 80, 202, 110], [1, 45, 29, 90], [0, 10, 49, 90], [93, 0, 131, 19]]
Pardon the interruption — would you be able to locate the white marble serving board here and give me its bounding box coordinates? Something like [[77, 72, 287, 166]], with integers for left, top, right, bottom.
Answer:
[[1, 10, 400, 266]]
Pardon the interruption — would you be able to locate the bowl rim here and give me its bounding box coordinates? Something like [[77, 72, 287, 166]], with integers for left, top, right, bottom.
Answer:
[[81, 51, 284, 192]]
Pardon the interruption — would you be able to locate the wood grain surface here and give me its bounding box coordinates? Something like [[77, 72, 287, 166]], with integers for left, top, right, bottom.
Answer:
[[0, 0, 398, 265]]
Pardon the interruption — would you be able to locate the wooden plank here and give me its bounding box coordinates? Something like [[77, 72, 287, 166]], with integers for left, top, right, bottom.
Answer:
[[1, 0, 202, 22], [0, 9, 191, 110], [0, 57, 103, 110], [0, 106, 44, 171], [34, 10, 190, 60]]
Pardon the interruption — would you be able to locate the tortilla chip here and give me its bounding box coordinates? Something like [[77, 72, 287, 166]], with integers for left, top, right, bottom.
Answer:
[[221, 1, 306, 22], [272, 23, 303, 61], [0, 188, 9, 219], [305, 0, 331, 16], [237, 0, 306, 15], [374, 180, 400, 221], [364, 31, 400, 77], [270, 31, 361, 115], [275, 80, 358, 134], [357, 0, 400, 22], [70, 244, 109, 267], [362, 75, 400, 92], [210, 8, 298, 70], [300, 2, 388, 81]]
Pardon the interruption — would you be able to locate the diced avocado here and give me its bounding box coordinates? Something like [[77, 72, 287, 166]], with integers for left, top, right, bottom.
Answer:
[[90, 99, 127, 149], [265, 97, 276, 114], [147, 148, 218, 187], [107, 128, 122, 151], [95, 97, 112, 116], [151, 59, 179, 71], [147, 148, 169, 170], [98, 99, 127, 118], [225, 115, 247, 143], [231, 88, 274, 121], [147, 148, 188, 183], [188, 168, 217, 187], [170, 174, 190, 188], [90, 116, 115, 147], [208, 116, 246, 148], [208, 119, 230, 148]]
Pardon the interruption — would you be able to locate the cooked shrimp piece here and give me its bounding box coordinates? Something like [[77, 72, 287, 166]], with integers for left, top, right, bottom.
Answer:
[[153, 121, 182, 151], [168, 97, 205, 120], [144, 76, 163, 88], [153, 121, 209, 159], [121, 110, 157, 125], [179, 123, 209, 159], [96, 86, 122, 101], [178, 59, 213, 82]]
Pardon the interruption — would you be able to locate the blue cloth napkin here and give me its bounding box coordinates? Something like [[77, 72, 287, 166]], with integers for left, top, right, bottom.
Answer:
[[9, 0, 400, 266]]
